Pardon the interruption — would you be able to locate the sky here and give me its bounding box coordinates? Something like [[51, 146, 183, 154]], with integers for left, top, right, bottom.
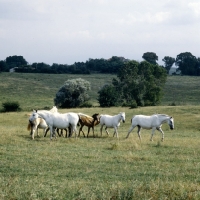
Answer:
[[0, 0, 200, 65]]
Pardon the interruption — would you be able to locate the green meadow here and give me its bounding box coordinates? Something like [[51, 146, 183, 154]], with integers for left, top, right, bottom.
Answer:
[[0, 72, 200, 199]]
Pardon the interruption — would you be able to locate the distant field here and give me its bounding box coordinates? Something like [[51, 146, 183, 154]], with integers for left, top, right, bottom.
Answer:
[[162, 76, 200, 106], [1, 72, 200, 110]]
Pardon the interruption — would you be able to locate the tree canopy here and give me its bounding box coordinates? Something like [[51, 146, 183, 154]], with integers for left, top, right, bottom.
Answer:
[[175, 52, 200, 75], [162, 56, 175, 73], [98, 60, 167, 107], [142, 52, 158, 65]]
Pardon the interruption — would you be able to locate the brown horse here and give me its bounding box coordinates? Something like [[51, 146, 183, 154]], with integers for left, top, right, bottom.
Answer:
[[78, 113, 100, 137]]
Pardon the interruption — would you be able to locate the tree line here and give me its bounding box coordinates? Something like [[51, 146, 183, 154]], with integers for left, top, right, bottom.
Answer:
[[0, 52, 200, 75]]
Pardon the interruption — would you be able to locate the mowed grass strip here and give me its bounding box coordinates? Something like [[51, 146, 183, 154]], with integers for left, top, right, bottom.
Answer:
[[0, 106, 200, 199]]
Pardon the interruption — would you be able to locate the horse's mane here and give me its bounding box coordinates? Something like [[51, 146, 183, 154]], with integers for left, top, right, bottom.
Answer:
[[153, 114, 170, 117], [49, 106, 58, 113]]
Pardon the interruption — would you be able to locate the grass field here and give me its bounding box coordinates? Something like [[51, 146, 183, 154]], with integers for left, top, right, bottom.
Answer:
[[0, 73, 200, 199]]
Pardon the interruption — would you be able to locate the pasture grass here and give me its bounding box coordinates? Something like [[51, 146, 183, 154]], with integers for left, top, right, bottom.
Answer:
[[0, 106, 200, 199]]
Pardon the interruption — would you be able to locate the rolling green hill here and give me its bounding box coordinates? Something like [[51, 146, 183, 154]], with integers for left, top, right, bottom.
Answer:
[[1, 72, 200, 110]]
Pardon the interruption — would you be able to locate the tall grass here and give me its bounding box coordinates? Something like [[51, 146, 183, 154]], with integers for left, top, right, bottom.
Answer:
[[0, 106, 200, 199]]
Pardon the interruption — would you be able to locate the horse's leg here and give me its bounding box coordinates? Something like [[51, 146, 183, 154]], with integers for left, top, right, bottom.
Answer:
[[64, 128, 68, 137], [78, 125, 85, 137], [126, 125, 135, 139], [68, 125, 73, 137], [105, 127, 109, 135], [49, 126, 54, 140], [31, 125, 37, 140], [87, 127, 90, 138], [100, 125, 104, 137], [31, 128, 35, 140], [157, 127, 165, 142], [150, 127, 156, 141], [36, 128, 40, 137], [52, 127, 57, 138], [72, 125, 77, 138], [56, 128, 61, 137], [113, 127, 118, 138], [137, 125, 142, 141], [44, 127, 49, 137], [90, 127, 95, 138]]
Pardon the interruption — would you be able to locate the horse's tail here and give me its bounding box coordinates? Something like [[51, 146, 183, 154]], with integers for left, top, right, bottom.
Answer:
[[77, 114, 82, 126]]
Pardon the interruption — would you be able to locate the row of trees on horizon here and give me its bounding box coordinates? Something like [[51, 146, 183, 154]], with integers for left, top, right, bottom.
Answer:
[[0, 52, 200, 76]]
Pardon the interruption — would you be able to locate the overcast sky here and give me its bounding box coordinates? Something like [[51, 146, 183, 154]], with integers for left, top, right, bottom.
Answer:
[[0, 0, 200, 65]]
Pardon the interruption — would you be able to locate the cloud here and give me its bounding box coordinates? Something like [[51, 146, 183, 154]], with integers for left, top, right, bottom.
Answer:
[[0, 0, 199, 65]]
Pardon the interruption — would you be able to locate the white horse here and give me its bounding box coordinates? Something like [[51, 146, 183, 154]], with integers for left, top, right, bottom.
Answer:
[[27, 106, 58, 139], [126, 114, 174, 141], [99, 112, 125, 138], [29, 110, 79, 140]]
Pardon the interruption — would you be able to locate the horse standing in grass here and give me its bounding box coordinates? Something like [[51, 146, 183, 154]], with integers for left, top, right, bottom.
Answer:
[[99, 112, 125, 138], [78, 113, 100, 137], [126, 114, 174, 141], [27, 106, 58, 140], [27, 118, 48, 140], [29, 110, 79, 140]]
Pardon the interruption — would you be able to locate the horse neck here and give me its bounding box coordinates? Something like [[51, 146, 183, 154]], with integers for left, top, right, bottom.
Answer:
[[158, 114, 170, 123], [37, 111, 49, 120], [116, 113, 123, 122]]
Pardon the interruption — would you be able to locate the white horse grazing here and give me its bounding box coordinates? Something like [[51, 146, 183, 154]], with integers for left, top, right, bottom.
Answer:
[[29, 110, 79, 140], [27, 106, 58, 140], [99, 112, 125, 138], [126, 114, 174, 141]]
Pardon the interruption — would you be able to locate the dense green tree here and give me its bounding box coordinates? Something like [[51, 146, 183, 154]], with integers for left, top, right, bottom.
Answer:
[[5, 55, 28, 69], [99, 60, 167, 107], [54, 78, 91, 108], [162, 56, 175, 73], [0, 60, 7, 72], [142, 52, 158, 65], [175, 52, 199, 75], [97, 84, 119, 107]]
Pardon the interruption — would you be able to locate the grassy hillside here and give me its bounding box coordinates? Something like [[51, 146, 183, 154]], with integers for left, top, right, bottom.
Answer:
[[0, 73, 115, 110], [1, 72, 200, 111]]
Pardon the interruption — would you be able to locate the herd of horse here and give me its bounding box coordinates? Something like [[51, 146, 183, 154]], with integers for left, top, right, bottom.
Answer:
[[27, 106, 174, 142]]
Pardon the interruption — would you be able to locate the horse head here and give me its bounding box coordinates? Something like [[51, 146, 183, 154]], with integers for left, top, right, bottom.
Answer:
[[169, 117, 174, 130], [92, 113, 100, 123], [29, 110, 39, 122], [120, 112, 125, 123]]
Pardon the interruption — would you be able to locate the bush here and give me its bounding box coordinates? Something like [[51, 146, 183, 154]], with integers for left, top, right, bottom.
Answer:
[[2, 101, 21, 112], [79, 101, 93, 108], [54, 78, 91, 108], [98, 84, 119, 107]]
